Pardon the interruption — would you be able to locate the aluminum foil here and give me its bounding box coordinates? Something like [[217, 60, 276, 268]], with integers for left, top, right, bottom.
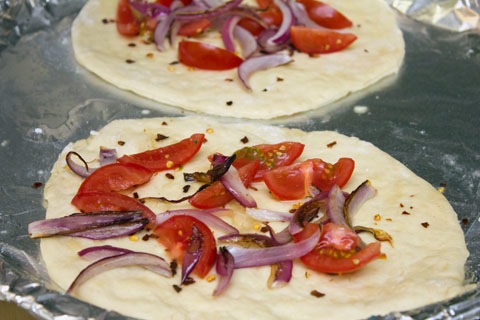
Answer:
[[1, 0, 480, 319]]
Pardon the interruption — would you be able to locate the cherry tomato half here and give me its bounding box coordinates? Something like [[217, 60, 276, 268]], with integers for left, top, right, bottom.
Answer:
[[293, 222, 383, 274], [290, 26, 357, 54], [177, 19, 212, 37], [76, 163, 153, 195], [296, 0, 353, 29], [178, 40, 243, 71], [71, 191, 157, 226], [233, 142, 305, 181], [154, 215, 216, 278], [117, 133, 205, 173], [116, 0, 140, 36], [263, 158, 354, 200], [189, 160, 260, 209]]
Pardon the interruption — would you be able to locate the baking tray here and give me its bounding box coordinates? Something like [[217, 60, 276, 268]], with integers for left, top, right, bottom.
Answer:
[[0, 0, 479, 319]]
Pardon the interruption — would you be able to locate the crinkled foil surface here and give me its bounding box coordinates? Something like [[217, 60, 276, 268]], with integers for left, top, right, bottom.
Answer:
[[1, 0, 479, 319]]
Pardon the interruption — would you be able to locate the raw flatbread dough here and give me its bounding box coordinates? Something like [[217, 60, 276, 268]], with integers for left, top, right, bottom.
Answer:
[[41, 116, 468, 320], [71, 0, 405, 119]]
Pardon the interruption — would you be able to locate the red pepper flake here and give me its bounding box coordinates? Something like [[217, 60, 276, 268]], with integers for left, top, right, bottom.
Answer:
[[170, 260, 178, 276], [133, 192, 139, 199], [117, 140, 125, 146], [126, 59, 135, 64], [364, 49, 369, 53], [182, 277, 196, 285], [240, 136, 249, 144], [128, 43, 136, 47], [225, 78, 234, 82], [421, 222, 430, 228], [162, 121, 168, 126], [142, 234, 150, 241], [169, 61, 180, 65], [402, 210, 411, 215], [173, 284, 182, 293], [277, 77, 284, 82], [461, 218, 470, 225], [326, 141, 337, 148], [146, 53, 154, 58], [399, 203, 404, 208], [183, 185, 191, 193], [155, 133, 169, 141], [226, 101, 233, 106], [101, 18, 109, 24], [165, 173, 175, 180], [262, 88, 268, 92], [310, 290, 325, 298], [31, 182, 43, 189]]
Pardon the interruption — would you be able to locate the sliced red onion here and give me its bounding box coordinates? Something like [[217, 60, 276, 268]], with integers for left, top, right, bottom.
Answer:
[[213, 246, 235, 296], [174, 0, 243, 21], [68, 222, 146, 240], [67, 252, 172, 294], [78, 245, 132, 261], [344, 180, 376, 227], [218, 232, 273, 247], [225, 227, 320, 268], [267, 260, 293, 289], [238, 53, 292, 90], [266, 0, 294, 46], [66, 151, 94, 178], [245, 207, 292, 222], [128, 0, 170, 18], [326, 184, 347, 226], [181, 224, 203, 284], [154, 13, 175, 51], [220, 165, 257, 207], [288, 0, 320, 29], [234, 25, 258, 58], [288, 191, 328, 235], [156, 208, 239, 235], [221, 15, 241, 52], [28, 211, 147, 239], [263, 224, 292, 245], [99, 147, 117, 166]]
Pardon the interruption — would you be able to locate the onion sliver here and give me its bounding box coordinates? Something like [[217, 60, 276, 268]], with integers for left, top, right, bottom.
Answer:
[[66, 151, 94, 178], [238, 53, 292, 90], [268, 260, 293, 289], [156, 208, 239, 235], [267, 0, 294, 45], [67, 252, 172, 294], [245, 207, 292, 222], [234, 25, 257, 58], [213, 247, 235, 296], [220, 165, 257, 207], [78, 245, 132, 261], [68, 222, 146, 240], [225, 227, 320, 268], [99, 147, 117, 167], [221, 15, 241, 52], [326, 184, 347, 226], [174, 0, 243, 21], [344, 180, 376, 227]]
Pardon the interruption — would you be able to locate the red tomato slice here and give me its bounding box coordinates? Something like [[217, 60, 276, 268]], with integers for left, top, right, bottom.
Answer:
[[154, 215, 216, 278], [237, 18, 265, 37], [293, 222, 383, 274], [233, 142, 305, 181], [312, 157, 354, 192], [290, 26, 357, 54], [178, 40, 243, 71], [189, 160, 260, 209], [71, 191, 157, 226], [177, 19, 212, 37], [295, 0, 353, 29], [76, 163, 153, 195], [116, 0, 140, 36], [263, 158, 354, 200], [117, 133, 205, 173]]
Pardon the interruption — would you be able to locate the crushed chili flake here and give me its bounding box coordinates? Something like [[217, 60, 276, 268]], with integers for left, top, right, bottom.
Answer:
[[155, 133, 169, 141], [364, 49, 369, 53], [117, 140, 125, 146], [226, 101, 233, 106], [402, 210, 411, 215], [421, 222, 430, 228], [277, 77, 284, 82], [173, 284, 182, 293], [183, 277, 196, 285], [133, 192, 139, 199], [31, 182, 43, 189], [146, 53, 154, 58], [240, 136, 249, 144], [183, 185, 191, 193], [170, 260, 178, 276], [461, 218, 470, 225], [327, 141, 337, 148], [262, 88, 268, 92], [162, 121, 168, 126], [128, 43, 136, 47], [169, 61, 180, 65], [225, 78, 234, 82], [310, 290, 325, 298], [126, 59, 135, 64], [101, 18, 109, 24], [142, 234, 150, 241], [400, 203, 404, 208], [165, 173, 175, 180]]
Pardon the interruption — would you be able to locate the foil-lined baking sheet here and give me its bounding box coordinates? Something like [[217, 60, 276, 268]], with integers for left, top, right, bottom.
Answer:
[[1, 0, 479, 319]]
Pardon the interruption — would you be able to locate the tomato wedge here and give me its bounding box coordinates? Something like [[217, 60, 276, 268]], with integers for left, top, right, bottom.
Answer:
[[76, 163, 153, 195], [154, 215, 216, 278], [178, 40, 243, 71], [117, 133, 205, 172], [290, 26, 357, 54], [257, 0, 283, 27], [71, 191, 157, 226], [233, 142, 305, 181], [295, 0, 353, 29], [189, 160, 260, 209], [293, 222, 383, 274], [263, 158, 354, 200], [177, 19, 212, 37], [116, 0, 140, 36]]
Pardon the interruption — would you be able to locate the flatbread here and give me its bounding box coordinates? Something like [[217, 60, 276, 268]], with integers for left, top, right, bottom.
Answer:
[[40, 116, 468, 320], [71, 0, 404, 119]]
